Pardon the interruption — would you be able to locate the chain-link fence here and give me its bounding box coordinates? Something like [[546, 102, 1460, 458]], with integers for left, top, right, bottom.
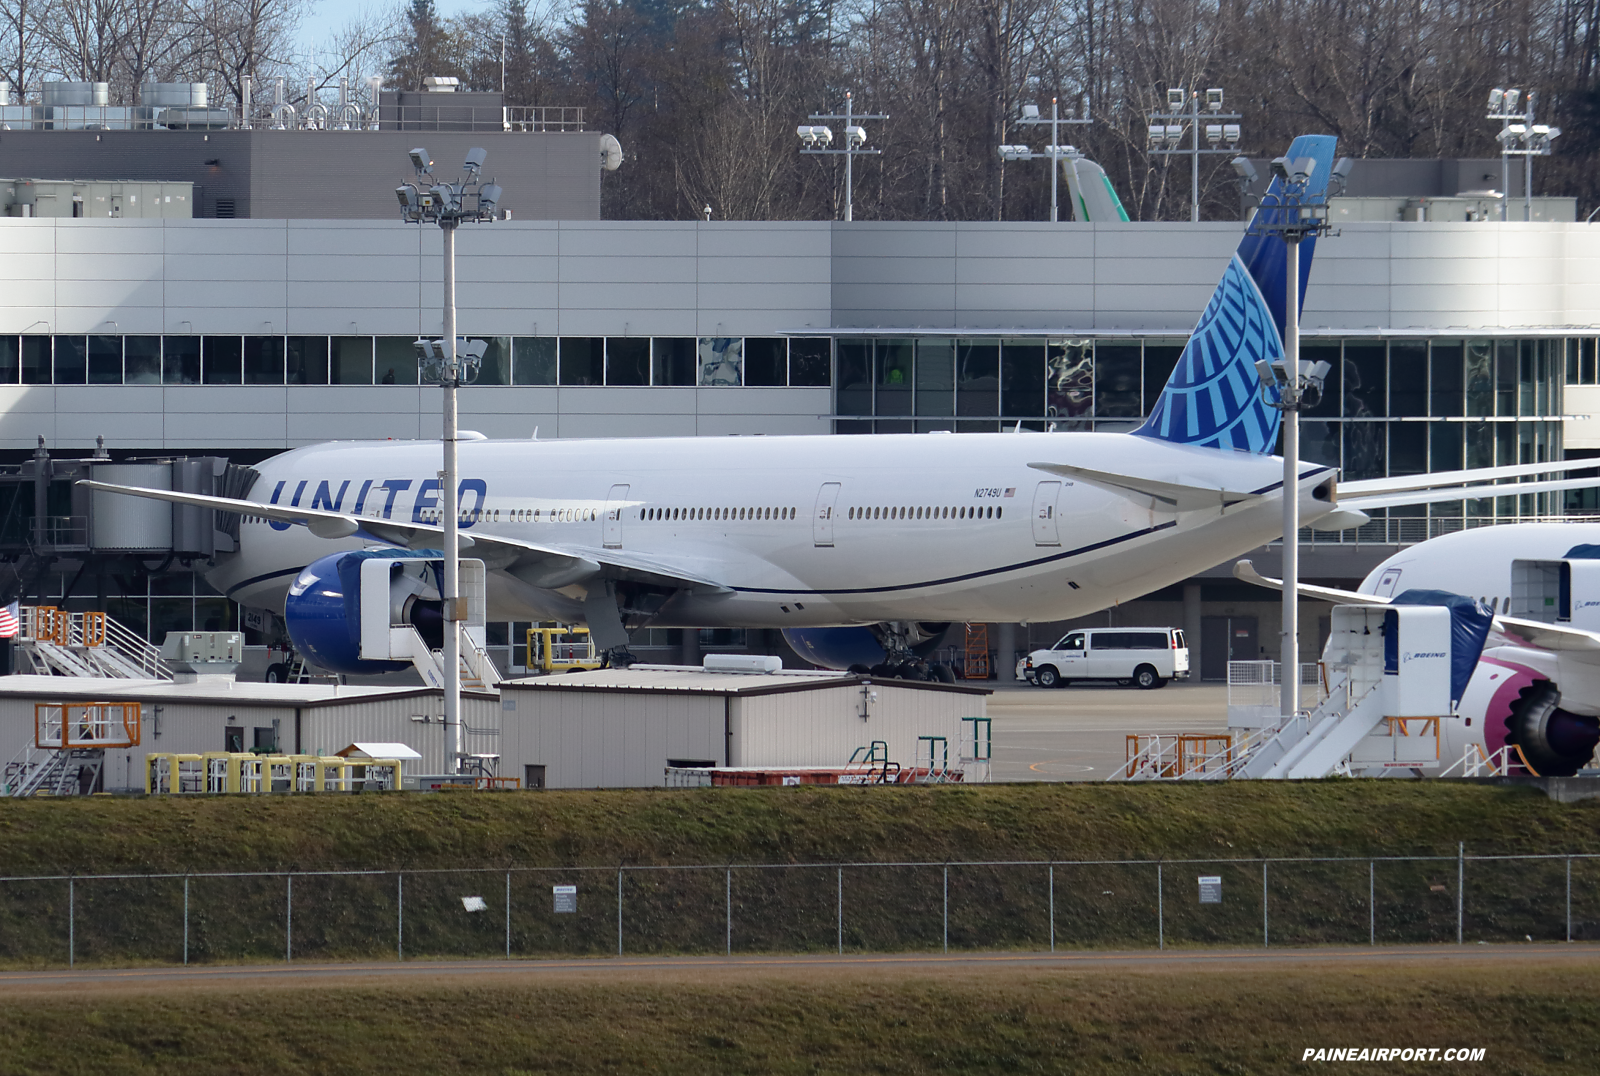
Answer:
[[2, 851, 1595, 968]]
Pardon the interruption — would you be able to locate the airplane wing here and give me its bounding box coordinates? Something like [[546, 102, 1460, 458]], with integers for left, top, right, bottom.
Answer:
[[1235, 559, 1600, 662], [1493, 617, 1600, 655], [76, 480, 730, 594], [1232, 559, 1393, 606], [1027, 463, 1261, 511]]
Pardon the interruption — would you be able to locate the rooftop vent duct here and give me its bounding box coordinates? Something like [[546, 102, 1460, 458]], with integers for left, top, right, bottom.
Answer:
[[43, 82, 108, 107], [141, 82, 207, 108], [423, 76, 460, 92]]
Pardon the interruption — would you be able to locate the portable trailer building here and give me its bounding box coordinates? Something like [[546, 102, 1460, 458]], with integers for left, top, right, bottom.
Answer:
[[497, 665, 990, 789], [0, 675, 500, 792]]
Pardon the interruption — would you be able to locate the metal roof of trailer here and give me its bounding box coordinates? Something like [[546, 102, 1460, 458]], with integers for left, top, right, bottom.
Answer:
[[0, 675, 498, 708], [501, 666, 991, 698]]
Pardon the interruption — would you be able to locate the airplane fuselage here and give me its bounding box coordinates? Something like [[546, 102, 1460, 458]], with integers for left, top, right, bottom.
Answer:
[[210, 431, 1331, 630]]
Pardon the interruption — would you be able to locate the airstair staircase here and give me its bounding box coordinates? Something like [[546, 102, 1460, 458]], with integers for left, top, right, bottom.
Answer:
[[18, 606, 170, 681]]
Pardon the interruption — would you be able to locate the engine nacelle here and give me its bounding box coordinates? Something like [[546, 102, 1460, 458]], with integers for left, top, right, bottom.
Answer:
[[285, 549, 467, 675], [782, 623, 952, 671], [1456, 656, 1600, 777]]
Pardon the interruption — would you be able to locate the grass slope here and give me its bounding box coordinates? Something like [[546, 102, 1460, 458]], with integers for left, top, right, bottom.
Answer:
[[0, 782, 1594, 873], [0, 962, 1593, 1074]]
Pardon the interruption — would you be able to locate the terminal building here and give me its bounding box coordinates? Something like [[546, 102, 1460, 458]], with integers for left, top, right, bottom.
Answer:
[[0, 93, 1595, 680]]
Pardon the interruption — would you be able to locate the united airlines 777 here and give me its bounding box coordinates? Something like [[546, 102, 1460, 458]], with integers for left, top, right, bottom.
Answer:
[[81, 135, 1596, 678]]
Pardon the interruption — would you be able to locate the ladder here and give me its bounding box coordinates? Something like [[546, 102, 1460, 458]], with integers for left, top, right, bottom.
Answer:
[[962, 623, 990, 679]]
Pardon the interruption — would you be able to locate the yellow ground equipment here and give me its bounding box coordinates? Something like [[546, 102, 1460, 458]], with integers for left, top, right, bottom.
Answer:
[[526, 624, 601, 673], [146, 752, 402, 794]]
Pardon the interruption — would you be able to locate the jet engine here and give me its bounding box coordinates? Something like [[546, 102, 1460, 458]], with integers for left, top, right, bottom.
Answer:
[[1458, 658, 1600, 777], [284, 549, 446, 675], [782, 622, 954, 676]]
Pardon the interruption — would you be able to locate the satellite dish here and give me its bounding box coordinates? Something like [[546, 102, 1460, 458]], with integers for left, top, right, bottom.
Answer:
[[599, 133, 624, 171]]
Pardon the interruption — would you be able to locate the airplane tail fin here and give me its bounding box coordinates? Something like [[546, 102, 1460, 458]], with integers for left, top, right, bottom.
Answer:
[[1063, 157, 1131, 222], [1133, 134, 1338, 453]]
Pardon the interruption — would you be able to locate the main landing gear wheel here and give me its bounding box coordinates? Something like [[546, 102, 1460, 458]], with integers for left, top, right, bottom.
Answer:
[[264, 662, 289, 684], [931, 664, 957, 684], [1133, 664, 1161, 690]]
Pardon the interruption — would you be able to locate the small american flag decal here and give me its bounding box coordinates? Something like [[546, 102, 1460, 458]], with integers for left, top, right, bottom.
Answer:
[[1003, 488, 1016, 497]]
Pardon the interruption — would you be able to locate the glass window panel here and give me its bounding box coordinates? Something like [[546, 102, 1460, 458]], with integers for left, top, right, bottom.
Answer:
[[1495, 340, 1517, 416], [699, 337, 743, 386], [161, 337, 199, 385], [373, 337, 416, 385], [1142, 344, 1184, 414], [650, 338, 695, 386], [956, 340, 999, 416], [1388, 342, 1426, 417], [1430, 422, 1462, 472], [1466, 340, 1494, 416], [1466, 421, 1494, 468], [789, 338, 831, 386], [1568, 339, 1580, 383], [743, 338, 787, 387], [1046, 339, 1092, 420], [1429, 341, 1463, 417], [125, 336, 160, 384], [0, 337, 18, 384], [202, 335, 242, 385], [836, 340, 872, 415], [1092, 342, 1141, 418], [1343, 422, 1386, 480], [513, 337, 557, 385], [21, 337, 50, 384], [330, 336, 372, 385], [149, 598, 194, 640], [1582, 339, 1597, 384], [875, 418, 914, 433], [286, 337, 328, 384], [1300, 420, 1341, 469], [1001, 340, 1045, 418], [914, 339, 954, 417], [1301, 344, 1341, 417], [52, 336, 85, 384], [1342, 343, 1385, 418], [1518, 340, 1536, 417], [604, 337, 648, 386], [874, 339, 913, 416], [1537, 340, 1552, 416], [88, 335, 121, 384], [471, 336, 511, 386], [151, 571, 194, 595], [1389, 422, 1426, 475], [559, 338, 603, 385]]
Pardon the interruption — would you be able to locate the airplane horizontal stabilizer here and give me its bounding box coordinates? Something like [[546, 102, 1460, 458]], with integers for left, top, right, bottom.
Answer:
[[1340, 476, 1600, 513], [1338, 458, 1600, 497], [1028, 462, 1259, 511]]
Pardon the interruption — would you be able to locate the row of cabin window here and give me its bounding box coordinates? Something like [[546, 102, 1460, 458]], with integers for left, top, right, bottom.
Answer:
[[413, 508, 596, 523], [849, 505, 1002, 521], [644, 506, 796, 522]]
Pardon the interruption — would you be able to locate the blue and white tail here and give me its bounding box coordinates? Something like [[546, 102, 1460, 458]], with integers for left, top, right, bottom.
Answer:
[[1133, 134, 1338, 454]]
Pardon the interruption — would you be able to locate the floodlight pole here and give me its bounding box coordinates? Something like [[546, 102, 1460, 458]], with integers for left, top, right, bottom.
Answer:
[[1009, 98, 1094, 223], [1281, 235, 1301, 718], [1146, 90, 1242, 222], [441, 218, 461, 770], [801, 91, 887, 222], [1191, 93, 1201, 223]]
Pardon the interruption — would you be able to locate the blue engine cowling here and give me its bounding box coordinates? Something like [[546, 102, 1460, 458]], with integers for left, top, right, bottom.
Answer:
[[781, 624, 952, 671], [285, 549, 444, 675]]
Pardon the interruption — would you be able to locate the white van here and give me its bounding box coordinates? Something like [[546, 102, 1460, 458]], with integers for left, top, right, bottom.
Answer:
[[1022, 627, 1189, 689]]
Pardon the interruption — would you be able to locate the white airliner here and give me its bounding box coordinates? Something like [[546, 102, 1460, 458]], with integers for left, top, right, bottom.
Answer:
[[80, 135, 1598, 681], [1236, 521, 1600, 776]]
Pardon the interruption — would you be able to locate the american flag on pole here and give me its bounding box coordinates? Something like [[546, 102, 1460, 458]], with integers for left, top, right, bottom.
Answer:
[[0, 602, 18, 639]]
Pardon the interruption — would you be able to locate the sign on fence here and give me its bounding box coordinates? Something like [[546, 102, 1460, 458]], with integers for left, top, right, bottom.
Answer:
[[1198, 875, 1222, 903], [553, 884, 577, 913]]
